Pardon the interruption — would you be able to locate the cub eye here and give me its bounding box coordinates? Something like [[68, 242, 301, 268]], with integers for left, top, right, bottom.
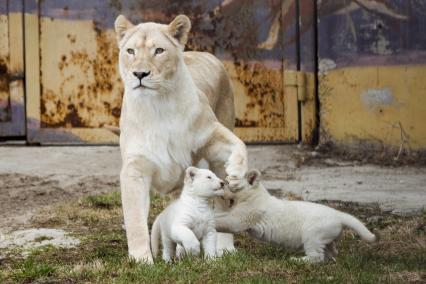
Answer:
[[154, 48, 164, 55], [126, 48, 135, 55], [207, 176, 212, 179]]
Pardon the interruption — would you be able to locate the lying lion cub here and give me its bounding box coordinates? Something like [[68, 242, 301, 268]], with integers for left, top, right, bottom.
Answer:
[[215, 170, 376, 263], [151, 167, 225, 261]]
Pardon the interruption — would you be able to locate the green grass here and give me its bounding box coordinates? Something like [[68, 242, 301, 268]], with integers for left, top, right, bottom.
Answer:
[[0, 192, 425, 283], [83, 191, 122, 209]]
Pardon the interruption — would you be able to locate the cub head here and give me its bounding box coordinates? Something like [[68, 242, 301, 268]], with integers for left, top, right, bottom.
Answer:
[[184, 167, 226, 198], [114, 14, 191, 97]]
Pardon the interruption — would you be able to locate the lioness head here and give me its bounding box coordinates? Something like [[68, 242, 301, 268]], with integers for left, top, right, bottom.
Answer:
[[114, 14, 191, 96]]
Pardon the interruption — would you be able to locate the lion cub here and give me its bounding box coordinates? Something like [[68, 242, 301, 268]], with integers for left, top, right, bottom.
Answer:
[[215, 170, 376, 263], [151, 167, 225, 261]]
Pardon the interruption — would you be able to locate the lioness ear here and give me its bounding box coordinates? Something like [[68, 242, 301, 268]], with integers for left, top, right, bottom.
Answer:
[[245, 170, 261, 186], [168, 15, 191, 46], [185, 166, 198, 183], [115, 15, 134, 43]]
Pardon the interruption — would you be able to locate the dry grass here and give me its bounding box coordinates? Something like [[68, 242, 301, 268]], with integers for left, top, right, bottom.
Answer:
[[0, 192, 425, 283]]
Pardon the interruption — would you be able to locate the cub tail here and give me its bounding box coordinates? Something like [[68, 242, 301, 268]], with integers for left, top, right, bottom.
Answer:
[[150, 216, 161, 257], [339, 212, 376, 242]]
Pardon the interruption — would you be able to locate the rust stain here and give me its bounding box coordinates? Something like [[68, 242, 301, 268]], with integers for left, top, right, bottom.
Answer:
[[0, 57, 11, 122], [41, 20, 123, 128], [232, 60, 284, 128], [303, 118, 314, 143]]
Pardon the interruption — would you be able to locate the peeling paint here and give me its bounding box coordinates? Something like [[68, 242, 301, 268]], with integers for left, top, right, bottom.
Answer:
[[318, 58, 336, 75], [361, 88, 393, 110], [231, 61, 284, 128]]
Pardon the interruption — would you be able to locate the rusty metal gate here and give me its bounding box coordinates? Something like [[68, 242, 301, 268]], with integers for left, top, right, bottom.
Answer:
[[1, 0, 317, 144], [0, 1, 25, 138]]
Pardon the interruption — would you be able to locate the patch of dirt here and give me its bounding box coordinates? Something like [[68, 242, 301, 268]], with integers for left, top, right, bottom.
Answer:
[[0, 173, 119, 233], [0, 228, 80, 251]]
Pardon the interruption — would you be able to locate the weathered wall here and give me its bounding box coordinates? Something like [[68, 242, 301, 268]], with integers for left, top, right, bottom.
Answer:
[[25, 0, 303, 144], [317, 1, 426, 152]]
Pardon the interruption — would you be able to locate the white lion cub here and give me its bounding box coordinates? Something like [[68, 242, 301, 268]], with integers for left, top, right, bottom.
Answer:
[[151, 167, 225, 261], [215, 170, 376, 263]]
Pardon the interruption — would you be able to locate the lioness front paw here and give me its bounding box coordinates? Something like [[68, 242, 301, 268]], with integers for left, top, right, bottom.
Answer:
[[226, 175, 247, 191], [129, 250, 154, 264]]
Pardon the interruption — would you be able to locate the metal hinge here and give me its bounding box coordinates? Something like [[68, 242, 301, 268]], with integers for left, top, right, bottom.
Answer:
[[284, 71, 308, 102]]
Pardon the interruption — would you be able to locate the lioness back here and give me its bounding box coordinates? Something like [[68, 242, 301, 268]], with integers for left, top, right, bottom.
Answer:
[[184, 51, 235, 130]]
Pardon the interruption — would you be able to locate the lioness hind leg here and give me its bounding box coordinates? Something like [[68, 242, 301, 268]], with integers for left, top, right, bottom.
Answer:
[[214, 78, 235, 131], [209, 163, 236, 255], [176, 244, 185, 259], [210, 159, 235, 256], [202, 230, 217, 258]]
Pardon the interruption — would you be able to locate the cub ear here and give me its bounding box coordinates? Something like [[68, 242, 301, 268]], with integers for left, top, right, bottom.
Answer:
[[185, 166, 198, 183], [114, 15, 134, 43], [168, 14, 191, 46], [245, 169, 261, 186]]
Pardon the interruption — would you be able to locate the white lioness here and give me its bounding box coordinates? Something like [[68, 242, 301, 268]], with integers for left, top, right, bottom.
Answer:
[[151, 167, 225, 261], [216, 170, 376, 263], [115, 14, 248, 263]]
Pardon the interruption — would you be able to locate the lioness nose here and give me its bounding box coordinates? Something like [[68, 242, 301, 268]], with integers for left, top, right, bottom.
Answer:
[[220, 181, 225, 188], [133, 71, 150, 80]]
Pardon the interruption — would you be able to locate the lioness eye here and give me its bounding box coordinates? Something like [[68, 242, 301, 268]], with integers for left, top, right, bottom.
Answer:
[[126, 48, 135, 55], [154, 48, 164, 55], [207, 176, 212, 179]]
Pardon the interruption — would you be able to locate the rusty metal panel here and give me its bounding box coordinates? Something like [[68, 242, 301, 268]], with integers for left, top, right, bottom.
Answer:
[[299, 0, 317, 144], [317, 1, 426, 151], [0, 0, 25, 137], [25, 0, 120, 144], [26, 0, 304, 144]]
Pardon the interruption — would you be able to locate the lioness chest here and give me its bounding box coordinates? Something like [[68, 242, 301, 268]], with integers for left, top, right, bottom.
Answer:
[[121, 109, 214, 194]]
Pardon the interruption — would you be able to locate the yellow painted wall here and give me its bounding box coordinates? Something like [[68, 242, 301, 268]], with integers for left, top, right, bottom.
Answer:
[[319, 65, 426, 150]]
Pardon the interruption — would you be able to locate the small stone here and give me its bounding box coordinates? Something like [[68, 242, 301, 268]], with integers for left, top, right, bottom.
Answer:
[[367, 216, 381, 223]]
